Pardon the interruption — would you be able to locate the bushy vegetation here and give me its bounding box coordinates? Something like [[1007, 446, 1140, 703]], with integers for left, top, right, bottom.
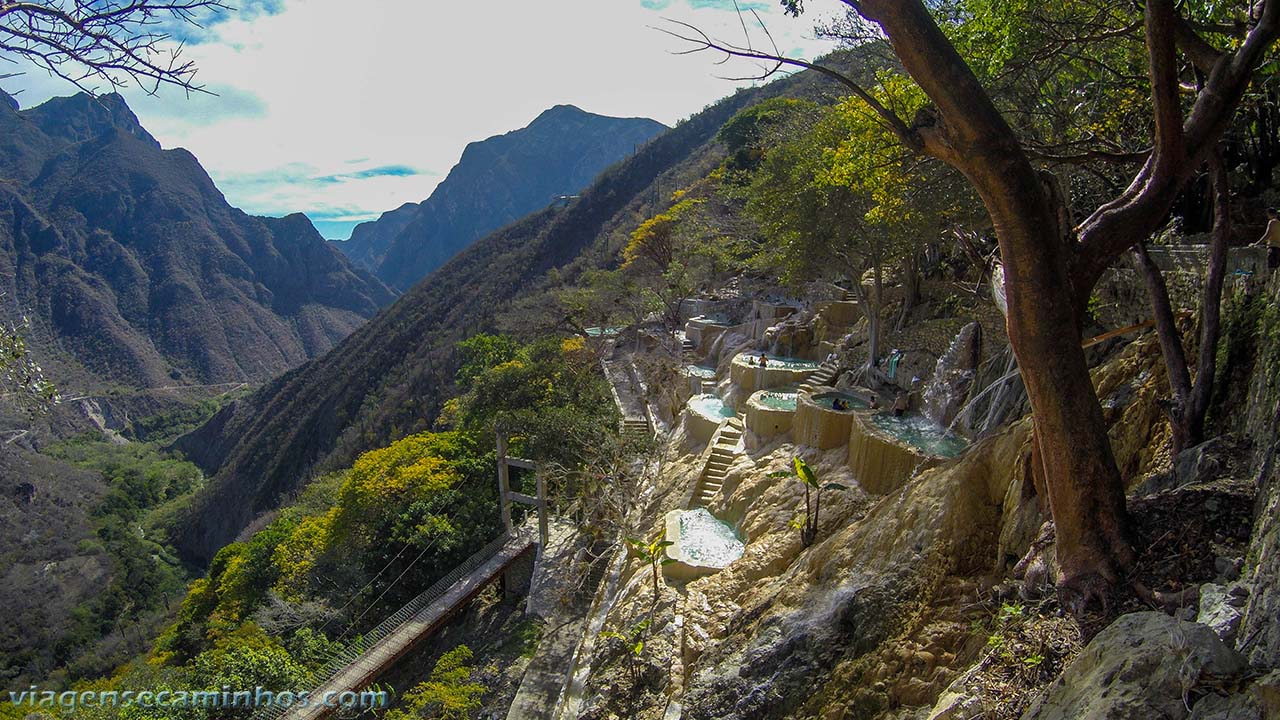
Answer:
[[385, 645, 486, 720], [25, 436, 204, 683], [2, 331, 619, 719], [127, 398, 232, 444]]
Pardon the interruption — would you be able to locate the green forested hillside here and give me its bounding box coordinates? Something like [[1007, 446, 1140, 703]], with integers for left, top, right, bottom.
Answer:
[[171, 59, 857, 564], [1, 333, 617, 720]]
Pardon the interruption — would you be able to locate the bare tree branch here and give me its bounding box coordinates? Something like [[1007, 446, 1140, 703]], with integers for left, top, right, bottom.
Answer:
[[0, 0, 229, 95], [656, 16, 923, 151]]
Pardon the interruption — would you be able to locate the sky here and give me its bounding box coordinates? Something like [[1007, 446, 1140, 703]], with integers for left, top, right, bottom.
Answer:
[[5, 0, 839, 239]]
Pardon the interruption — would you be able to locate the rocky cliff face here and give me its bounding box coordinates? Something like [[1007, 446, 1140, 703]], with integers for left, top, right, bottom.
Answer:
[[1238, 273, 1280, 670], [335, 105, 667, 291], [0, 91, 396, 389]]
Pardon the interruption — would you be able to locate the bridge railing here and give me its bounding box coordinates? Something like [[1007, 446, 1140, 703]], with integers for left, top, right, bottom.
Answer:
[[250, 531, 521, 720]]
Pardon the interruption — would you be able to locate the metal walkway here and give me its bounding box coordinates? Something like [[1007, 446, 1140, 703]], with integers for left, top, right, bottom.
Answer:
[[251, 530, 537, 720]]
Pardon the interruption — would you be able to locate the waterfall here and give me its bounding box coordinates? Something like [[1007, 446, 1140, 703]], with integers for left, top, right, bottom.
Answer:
[[945, 344, 1027, 438], [921, 322, 983, 428]]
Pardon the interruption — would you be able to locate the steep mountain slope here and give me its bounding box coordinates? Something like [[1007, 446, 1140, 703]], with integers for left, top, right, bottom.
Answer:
[[335, 105, 667, 290], [0, 444, 104, 685], [173, 66, 851, 564], [0, 91, 397, 390], [341, 201, 418, 270]]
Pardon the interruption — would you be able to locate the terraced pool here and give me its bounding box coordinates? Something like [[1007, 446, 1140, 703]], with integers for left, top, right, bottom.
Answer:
[[673, 508, 744, 568], [871, 413, 968, 458], [737, 353, 820, 371], [688, 394, 735, 420]]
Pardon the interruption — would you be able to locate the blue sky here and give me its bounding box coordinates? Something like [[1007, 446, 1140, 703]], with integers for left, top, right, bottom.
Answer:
[[5, 0, 837, 239]]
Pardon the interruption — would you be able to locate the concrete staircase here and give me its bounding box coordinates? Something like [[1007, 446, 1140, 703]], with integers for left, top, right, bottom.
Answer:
[[622, 417, 652, 442], [690, 418, 743, 507], [680, 335, 696, 364], [796, 360, 839, 394]]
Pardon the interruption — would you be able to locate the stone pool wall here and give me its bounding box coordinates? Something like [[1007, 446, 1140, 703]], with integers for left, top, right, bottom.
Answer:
[[791, 391, 856, 451], [685, 406, 724, 445], [730, 355, 820, 393], [847, 412, 942, 495], [744, 391, 796, 438]]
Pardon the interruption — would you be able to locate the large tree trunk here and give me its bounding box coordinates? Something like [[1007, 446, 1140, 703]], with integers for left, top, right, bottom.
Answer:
[[849, 265, 882, 372], [1188, 154, 1231, 443], [833, 0, 1277, 612], [1135, 241, 1195, 454], [897, 248, 922, 330], [863, 0, 1138, 603], [1133, 152, 1231, 455], [983, 168, 1136, 609]]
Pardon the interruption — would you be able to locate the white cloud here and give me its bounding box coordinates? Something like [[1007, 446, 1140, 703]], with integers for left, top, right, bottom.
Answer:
[[4, 0, 839, 238]]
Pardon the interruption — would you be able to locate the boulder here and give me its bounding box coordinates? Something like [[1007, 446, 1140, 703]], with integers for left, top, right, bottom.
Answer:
[[1185, 670, 1280, 720], [1022, 612, 1247, 720], [1135, 437, 1232, 495], [1195, 583, 1245, 644]]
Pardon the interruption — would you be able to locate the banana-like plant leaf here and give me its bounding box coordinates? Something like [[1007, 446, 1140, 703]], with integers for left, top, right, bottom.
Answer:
[[794, 456, 818, 487]]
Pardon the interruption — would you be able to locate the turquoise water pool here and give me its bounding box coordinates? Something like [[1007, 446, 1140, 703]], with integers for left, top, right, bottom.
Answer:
[[871, 413, 968, 458], [812, 391, 868, 412], [755, 390, 799, 411], [688, 394, 735, 420], [690, 314, 732, 326], [685, 365, 717, 379], [677, 508, 745, 567], [737, 353, 820, 371], [585, 326, 624, 337]]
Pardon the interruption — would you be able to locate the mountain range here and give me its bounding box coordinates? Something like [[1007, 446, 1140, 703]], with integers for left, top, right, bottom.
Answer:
[[0, 91, 397, 390], [335, 105, 667, 290], [171, 67, 854, 563]]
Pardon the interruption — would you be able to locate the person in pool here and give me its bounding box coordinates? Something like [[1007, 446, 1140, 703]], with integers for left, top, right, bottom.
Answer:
[[892, 390, 909, 417], [833, 397, 849, 411], [759, 355, 768, 368]]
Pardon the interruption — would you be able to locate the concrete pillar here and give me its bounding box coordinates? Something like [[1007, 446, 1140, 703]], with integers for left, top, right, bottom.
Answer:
[[497, 432, 513, 535], [501, 546, 536, 602]]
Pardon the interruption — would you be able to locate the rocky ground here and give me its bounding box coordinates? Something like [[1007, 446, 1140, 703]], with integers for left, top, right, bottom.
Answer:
[[549, 272, 1280, 720]]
